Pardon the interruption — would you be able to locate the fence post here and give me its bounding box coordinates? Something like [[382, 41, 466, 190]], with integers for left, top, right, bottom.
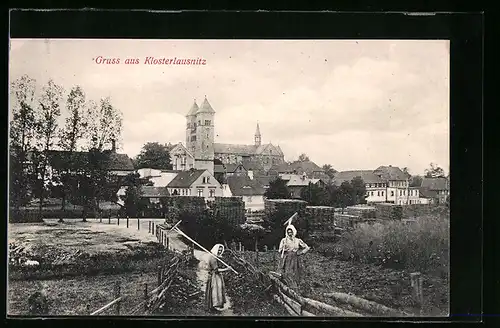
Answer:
[[152, 223, 155, 236], [166, 237, 169, 250], [255, 238, 259, 266], [137, 218, 140, 230], [126, 216, 129, 228], [239, 242, 242, 252], [191, 242, 195, 257], [114, 282, 121, 315], [100, 217, 102, 223], [144, 283, 148, 311], [118, 217, 120, 226], [410, 272, 424, 312], [108, 216, 111, 224]]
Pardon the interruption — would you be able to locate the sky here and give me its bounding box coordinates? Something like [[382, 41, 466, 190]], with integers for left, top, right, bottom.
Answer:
[[9, 39, 449, 176]]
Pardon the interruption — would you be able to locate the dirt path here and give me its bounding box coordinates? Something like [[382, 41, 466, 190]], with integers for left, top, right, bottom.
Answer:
[[79, 218, 234, 315]]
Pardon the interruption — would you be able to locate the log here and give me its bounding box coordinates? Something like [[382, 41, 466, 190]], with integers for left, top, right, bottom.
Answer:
[[323, 292, 409, 316], [273, 294, 299, 316], [302, 297, 362, 317], [268, 273, 305, 306], [279, 289, 302, 314]]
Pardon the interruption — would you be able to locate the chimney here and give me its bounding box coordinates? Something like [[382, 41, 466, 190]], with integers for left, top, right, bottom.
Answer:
[[111, 139, 116, 152]]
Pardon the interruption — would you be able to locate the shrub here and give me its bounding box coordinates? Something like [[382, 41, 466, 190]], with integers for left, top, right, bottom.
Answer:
[[324, 215, 449, 278]]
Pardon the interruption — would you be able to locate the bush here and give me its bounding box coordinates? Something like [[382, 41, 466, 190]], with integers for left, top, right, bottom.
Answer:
[[323, 215, 449, 278]]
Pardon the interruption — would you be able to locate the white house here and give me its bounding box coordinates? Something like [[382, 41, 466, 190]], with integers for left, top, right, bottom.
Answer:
[[225, 175, 266, 212], [166, 168, 222, 199]]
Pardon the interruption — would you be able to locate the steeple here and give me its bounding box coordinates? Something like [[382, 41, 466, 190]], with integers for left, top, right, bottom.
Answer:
[[254, 122, 262, 147], [186, 99, 199, 117], [197, 96, 216, 114]]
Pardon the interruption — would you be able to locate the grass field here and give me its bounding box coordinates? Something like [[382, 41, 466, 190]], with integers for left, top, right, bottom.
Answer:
[[7, 218, 178, 316]]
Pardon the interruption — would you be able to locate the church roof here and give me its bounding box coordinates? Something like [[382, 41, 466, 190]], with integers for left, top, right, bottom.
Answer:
[[214, 143, 256, 155], [186, 100, 199, 117], [197, 97, 215, 114]]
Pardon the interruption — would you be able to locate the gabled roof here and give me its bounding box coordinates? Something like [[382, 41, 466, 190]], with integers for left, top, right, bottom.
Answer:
[[254, 175, 275, 187], [274, 160, 323, 175], [167, 169, 206, 188], [214, 164, 225, 174], [241, 158, 265, 172], [141, 186, 170, 198], [421, 177, 449, 190], [214, 143, 256, 155], [225, 163, 246, 173], [186, 100, 199, 117], [227, 175, 265, 196], [418, 187, 438, 198], [170, 142, 194, 158], [373, 166, 409, 181], [332, 170, 384, 186], [287, 175, 311, 187], [197, 97, 215, 114]]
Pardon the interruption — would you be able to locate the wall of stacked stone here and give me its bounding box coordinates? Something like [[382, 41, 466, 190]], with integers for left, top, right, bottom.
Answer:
[[373, 203, 404, 221], [305, 206, 336, 232], [209, 197, 246, 227], [401, 204, 450, 219]]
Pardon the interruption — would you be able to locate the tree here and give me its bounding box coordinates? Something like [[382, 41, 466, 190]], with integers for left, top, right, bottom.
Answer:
[[409, 175, 423, 187], [350, 176, 367, 205], [9, 75, 38, 209], [298, 153, 310, 162], [34, 79, 64, 217], [121, 173, 146, 217], [300, 182, 330, 206], [322, 164, 337, 181], [264, 177, 291, 199], [338, 181, 354, 209], [56, 86, 88, 222], [424, 162, 445, 178], [82, 97, 123, 220], [135, 142, 173, 170]]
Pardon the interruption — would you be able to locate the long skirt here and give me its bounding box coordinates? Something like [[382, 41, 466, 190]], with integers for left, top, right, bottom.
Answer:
[[205, 271, 226, 310], [282, 251, 301, 289]]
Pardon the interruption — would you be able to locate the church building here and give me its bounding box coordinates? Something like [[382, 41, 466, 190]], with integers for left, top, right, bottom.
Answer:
[[169, 97, 285, 175]]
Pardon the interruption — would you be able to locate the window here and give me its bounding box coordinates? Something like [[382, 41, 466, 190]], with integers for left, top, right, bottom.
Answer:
[[205, 120, 211, 126], [368, 184, 371, 188], [377, 191, 380, 196], [197, 189, 203, 197], [382, 191, 384, 196], [209, 189, 215, 198], [399, 190, 403, 196], [207, 177, 210, 183], [391, 191, 394, 197], [370, 191, 374, 196]]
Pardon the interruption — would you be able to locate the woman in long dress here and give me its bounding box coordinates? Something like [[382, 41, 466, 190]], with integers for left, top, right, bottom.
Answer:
[[279, 224, 310, 290], [205, 243, 230, 312]]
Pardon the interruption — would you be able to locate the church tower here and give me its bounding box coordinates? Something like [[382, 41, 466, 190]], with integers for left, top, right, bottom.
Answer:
[[194, 96, 215, 175], [254, 122, 261, 147], [185, 100, 199, 155]]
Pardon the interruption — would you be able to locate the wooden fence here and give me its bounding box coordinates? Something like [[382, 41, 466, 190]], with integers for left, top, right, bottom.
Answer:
[[89, 219, 189, 316], [224, 243, 413, 317]]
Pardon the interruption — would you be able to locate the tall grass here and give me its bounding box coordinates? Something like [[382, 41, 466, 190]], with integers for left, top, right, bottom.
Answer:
[[318, 215, 449, 278]]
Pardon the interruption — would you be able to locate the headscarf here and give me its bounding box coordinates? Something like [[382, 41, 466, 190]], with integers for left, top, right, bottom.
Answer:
[[210, 243, 224, 256], [285, 224, 297, 238]]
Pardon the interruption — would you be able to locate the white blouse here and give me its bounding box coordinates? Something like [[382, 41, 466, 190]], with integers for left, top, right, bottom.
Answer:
[[279, 237, 308, 253]]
